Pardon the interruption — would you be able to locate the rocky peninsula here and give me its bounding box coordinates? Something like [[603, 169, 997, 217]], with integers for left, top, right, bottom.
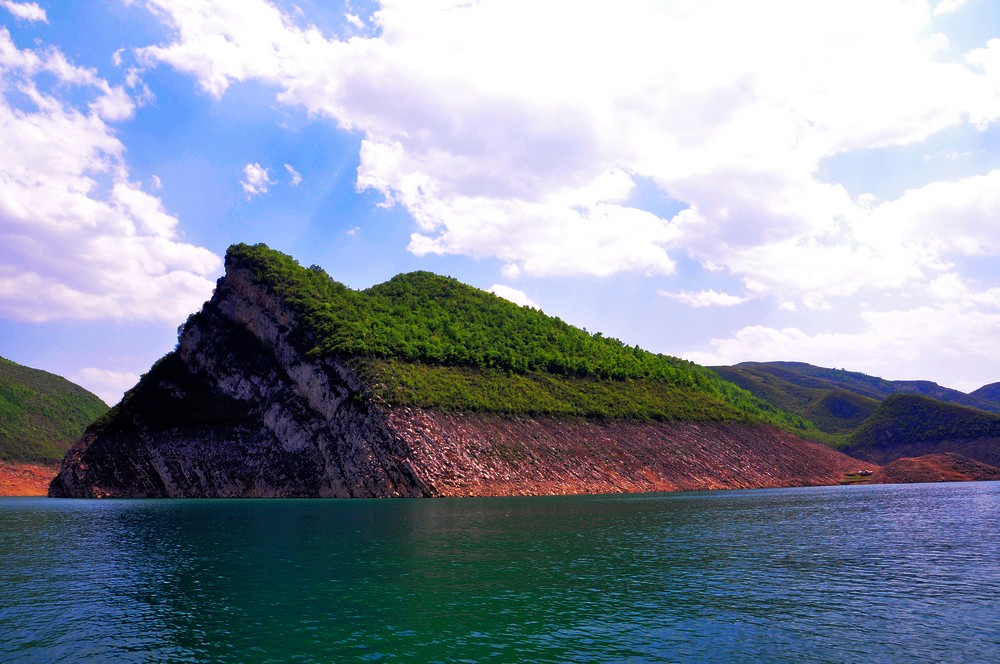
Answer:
[[50, 244, 874, 498]]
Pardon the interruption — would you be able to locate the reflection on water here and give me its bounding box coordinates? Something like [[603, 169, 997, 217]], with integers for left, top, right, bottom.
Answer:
[[2, 482, 999, 662]]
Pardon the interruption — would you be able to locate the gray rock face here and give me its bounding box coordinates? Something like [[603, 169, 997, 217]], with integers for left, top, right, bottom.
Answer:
[[50, 265, 429, 498]]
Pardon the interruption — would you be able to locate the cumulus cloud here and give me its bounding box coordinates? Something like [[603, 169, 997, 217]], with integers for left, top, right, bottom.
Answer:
[[487, 284, 538, 309], [241, 162, 274, 198], [659, 289, 749, 308], [0, 0, 47, 23], [134, 0, 1000, 297], [684, 297, 1000, 391], [933, 0, 966, 16], [0, 29, 221, 323]]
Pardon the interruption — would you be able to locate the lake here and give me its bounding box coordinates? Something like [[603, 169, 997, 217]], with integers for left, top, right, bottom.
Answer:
[[2, 482, 999, 663]]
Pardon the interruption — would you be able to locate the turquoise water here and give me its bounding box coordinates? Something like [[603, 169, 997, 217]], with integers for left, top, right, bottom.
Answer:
[[2, 482, 999, 662]]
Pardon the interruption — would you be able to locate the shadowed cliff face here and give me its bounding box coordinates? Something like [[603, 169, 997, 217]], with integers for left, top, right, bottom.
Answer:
[[50, 260, 875, 498], [50, 265, 430, 498]]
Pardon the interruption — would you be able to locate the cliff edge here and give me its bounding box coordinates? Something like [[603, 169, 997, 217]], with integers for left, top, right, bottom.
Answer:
[[50, 244, 874, 498]]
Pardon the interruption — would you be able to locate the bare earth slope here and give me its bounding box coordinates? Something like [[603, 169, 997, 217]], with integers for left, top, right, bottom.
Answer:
[[0, 461, 59, 496], [50, 252, 874, 498], [870, 453, 1000, 484], [388, 410, 871, 496]]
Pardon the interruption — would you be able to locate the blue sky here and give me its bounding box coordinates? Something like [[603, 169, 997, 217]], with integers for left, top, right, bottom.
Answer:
[[2, 0, 1000, 404]]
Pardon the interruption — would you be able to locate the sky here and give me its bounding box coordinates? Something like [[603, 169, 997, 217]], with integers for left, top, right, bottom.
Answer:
[[2, 0, 1000, 405]]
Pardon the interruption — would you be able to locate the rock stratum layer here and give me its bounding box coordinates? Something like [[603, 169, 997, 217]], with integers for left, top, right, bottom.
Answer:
[[50, 252, 874, 498]]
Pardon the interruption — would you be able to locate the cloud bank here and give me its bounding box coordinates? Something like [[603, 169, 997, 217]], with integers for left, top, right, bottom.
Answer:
[[0, 28, 220, 322], [136, 0, 1000, 291], [5, 0, 987, 387]]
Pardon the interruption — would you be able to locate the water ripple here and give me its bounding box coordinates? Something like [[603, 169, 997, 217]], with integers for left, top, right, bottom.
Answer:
[[2, 483, 1000, 662]]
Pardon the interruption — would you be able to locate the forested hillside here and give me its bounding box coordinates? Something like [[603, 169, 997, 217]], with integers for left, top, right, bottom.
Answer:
[[222, 243, 810, 428], [850, 395, 1000, 449], [0, 357, 108, 462], [712, 361, 1000, 465]]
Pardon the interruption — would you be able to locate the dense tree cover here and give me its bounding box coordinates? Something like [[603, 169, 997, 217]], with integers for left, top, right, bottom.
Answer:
[[355, 358, 772, 422], [226, 243, 811, 428], [0, 356, 108, 462], [850, 394, 1000, 449]]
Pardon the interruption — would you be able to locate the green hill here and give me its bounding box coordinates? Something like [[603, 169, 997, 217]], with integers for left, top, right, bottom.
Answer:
[[208, 243, 811, 429], [714, 361, 999, 412], [0, 357, 109, 463], [850, 394, 1000, 448], [970, 382, 1000, 407], [712, 362, 1000, 464], [711, 363, 880, 437]]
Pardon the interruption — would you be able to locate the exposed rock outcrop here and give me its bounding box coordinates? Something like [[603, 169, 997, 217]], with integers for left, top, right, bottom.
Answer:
[[50, 256, 875, 498]]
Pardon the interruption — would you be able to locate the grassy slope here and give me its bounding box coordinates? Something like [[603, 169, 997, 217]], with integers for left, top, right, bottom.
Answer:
[[849, 394, 1000, 450], [711, 364, 880, 440], [223, 243, 812, 430], [0, 357, 108, 462]]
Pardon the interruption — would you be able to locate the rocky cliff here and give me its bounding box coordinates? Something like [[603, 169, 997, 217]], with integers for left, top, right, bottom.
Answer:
[[50, 246, 875, 498]]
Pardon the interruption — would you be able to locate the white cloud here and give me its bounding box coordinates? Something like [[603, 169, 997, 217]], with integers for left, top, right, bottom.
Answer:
[[684, 295, 1000, 390], [0, 29, 221, 323], [659, 289, 749, 308], [933, 0, 966, 16], [72, 367, 139, 406], [134, 0, 1000, 295], [284, 163, 302, 186], [241, 162, 274, 198], [487, 284, 538, 309], [0, 0, 47, 23], [89, 85, 136, 121]]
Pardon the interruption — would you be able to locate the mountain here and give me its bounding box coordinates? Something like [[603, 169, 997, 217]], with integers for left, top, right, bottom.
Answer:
[[713, 362, 1000, 415], [970, 382, 1000, 405], [843, 395, 1000, 467], [0, 357, 108, 463], [50, 243, 871, 498], [710, 363, 881, 435], [712, 362, 1000, 467]]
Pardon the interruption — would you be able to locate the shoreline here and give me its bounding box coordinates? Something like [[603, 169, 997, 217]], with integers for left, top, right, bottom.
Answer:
[[0, 461, 59, 496]]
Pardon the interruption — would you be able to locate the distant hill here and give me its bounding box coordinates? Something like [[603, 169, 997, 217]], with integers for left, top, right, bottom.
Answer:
[[713, 362, 1000, 414], [844, 395, 1000, 467], [713, 362, 1000, 466], [710, 363, 880, 435], [851, 394, 1000, 448], [0, 357, 108, 463], [970, 382, 1000, 404]]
